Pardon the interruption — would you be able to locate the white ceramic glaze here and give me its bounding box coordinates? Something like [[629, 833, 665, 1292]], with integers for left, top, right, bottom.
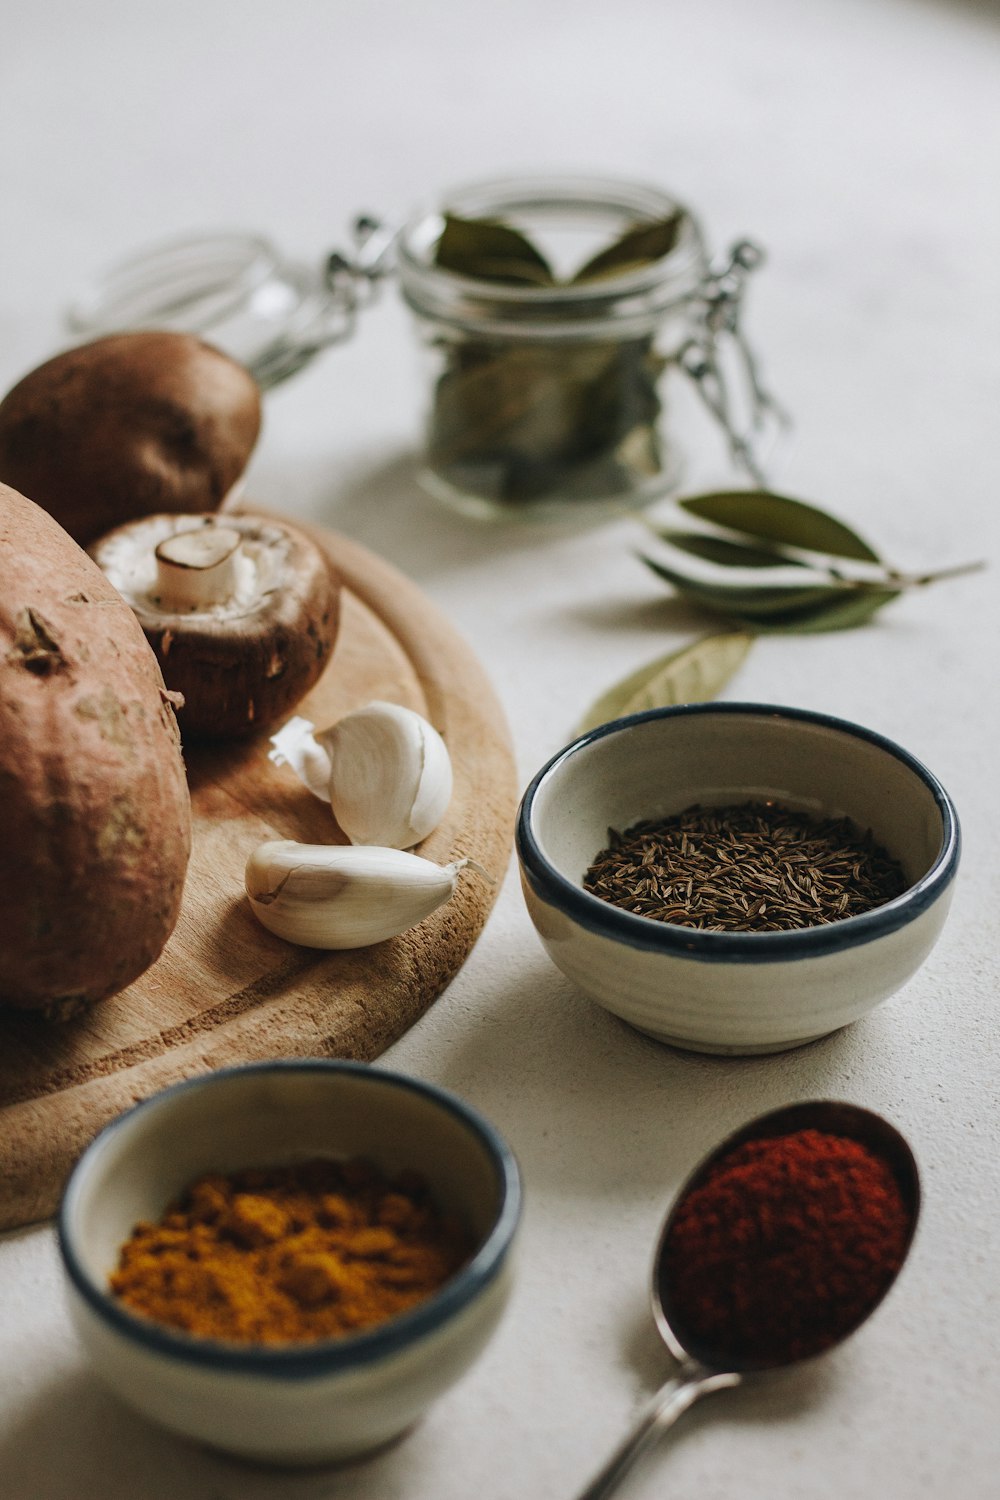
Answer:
[[516, 704, 960, 1055], [58, 1062, 521, 1465]]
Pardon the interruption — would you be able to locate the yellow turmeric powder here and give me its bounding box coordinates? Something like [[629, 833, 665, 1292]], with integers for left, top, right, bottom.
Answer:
[[109, 1157, 472, 1345]]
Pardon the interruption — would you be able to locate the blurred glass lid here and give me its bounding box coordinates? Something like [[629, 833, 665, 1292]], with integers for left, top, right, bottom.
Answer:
[[67, 221, 396, 388]]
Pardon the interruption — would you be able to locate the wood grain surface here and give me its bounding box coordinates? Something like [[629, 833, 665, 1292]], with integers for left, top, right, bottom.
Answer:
[[0, 520, 517, 1230]]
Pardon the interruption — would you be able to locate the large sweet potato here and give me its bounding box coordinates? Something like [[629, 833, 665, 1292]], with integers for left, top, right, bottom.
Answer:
[[0, 483, 192, 1018], [0, 331, 261, 544]]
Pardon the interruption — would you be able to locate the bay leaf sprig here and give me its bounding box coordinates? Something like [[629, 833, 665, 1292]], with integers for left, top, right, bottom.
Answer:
[[576, 487, 983, 733], [640, 489, 984, 634]]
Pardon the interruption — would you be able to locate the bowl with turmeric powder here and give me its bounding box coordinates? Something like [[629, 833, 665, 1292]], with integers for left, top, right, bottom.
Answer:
[[517, 702, 960, 1054], [57, 1060, 521, 1466]]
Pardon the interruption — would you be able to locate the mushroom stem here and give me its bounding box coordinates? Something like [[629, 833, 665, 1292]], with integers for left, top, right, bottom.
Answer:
[[153, 526, 242, 611]]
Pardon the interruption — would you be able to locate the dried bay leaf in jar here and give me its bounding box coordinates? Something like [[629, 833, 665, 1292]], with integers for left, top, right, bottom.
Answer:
[[396, 175, 778, 523]]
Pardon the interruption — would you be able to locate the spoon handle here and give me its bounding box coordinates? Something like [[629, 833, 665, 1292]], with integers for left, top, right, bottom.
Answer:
[[573, 1367, 742, 1500]]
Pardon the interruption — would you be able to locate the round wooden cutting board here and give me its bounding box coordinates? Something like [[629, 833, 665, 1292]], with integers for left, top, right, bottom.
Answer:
[[0, 521, 517, 1231]]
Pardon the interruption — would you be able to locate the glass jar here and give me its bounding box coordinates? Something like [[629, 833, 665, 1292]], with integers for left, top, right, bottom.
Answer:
[[66, 176, 777, 524], [396, 175, 715, 522]]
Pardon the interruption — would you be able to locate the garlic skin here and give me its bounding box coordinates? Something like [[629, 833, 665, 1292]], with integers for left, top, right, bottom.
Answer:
[[245, 841, 471, 949], [269, 702, 453, 849], [268, 715, 333, 801]]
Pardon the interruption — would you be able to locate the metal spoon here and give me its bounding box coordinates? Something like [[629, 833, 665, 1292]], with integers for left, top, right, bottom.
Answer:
[[574, 1100, 920, 1500]]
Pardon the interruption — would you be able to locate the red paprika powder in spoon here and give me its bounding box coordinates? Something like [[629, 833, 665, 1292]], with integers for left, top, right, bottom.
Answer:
[[575, 1104, 918, 1499], [661, 1126, 912, 1368]]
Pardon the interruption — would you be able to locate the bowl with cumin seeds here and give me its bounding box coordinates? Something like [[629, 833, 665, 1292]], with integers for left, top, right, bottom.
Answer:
[[516, 704, 959, 1054]]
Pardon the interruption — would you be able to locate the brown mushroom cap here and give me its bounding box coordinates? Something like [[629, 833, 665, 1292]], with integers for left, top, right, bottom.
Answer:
[[0, 331, 262, 544], [90, 512, 340, 740]]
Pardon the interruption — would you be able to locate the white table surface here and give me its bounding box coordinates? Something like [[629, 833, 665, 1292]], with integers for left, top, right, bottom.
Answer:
[[2, 1, 999, 1496]]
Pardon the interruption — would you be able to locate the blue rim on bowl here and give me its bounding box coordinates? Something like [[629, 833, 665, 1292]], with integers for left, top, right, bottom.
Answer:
[[516, 703, 961, 963], [58, 1060, 522, 1380]]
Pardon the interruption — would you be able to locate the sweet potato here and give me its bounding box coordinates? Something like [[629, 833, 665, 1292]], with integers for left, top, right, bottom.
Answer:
[[0, 483, 192, 1018]]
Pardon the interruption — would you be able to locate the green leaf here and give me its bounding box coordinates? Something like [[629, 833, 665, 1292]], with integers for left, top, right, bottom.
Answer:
[[679, 490, 882, 563], [653, 528, 809, 570], [641, 556, 901, 632], [750, 588, 901, 633], [641, 557, 847, 619], [571, 211, 686, 284], [434, 213, 555, 286], [577, 632, 754, 733]]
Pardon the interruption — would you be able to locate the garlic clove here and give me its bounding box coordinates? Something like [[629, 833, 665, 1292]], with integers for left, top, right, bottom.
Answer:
[[316, 701, 453, 849], [245, 840, 471, 949], [405, 714, 454, 840], [268, 715, 333, 802]]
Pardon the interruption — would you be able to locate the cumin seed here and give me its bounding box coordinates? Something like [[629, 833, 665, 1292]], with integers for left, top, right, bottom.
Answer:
[[583, 801, 906, 933]]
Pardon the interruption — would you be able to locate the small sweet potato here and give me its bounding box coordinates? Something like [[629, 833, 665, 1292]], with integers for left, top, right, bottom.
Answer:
[[0, 482, 193, 1018]]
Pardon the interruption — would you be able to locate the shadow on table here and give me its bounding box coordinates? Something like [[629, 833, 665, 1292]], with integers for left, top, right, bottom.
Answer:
[[253, 445, 722, 670], [294, 447, 651, 591], [1, 1371, 179, 1500], [0, 1368, 427, 1500], [917, 0, 1000, 26], [428, 949, 872, 1202], [610, 1294, 842, 1435], [0, 1350, 842, 1500]]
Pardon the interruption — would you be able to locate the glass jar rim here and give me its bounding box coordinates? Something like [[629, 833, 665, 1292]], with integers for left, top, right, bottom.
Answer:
[[396, 173, 709, 340]]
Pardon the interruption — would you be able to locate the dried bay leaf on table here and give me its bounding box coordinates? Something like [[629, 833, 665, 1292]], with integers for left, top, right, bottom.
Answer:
[[577, 631, 754, 734], [650, 528, 812, 570], [640, 556, 853, 619], [747, 586, 902, 632], [679, 491, 883, 563], [641, 556, 901, 630], [433, 213, 555, 286]]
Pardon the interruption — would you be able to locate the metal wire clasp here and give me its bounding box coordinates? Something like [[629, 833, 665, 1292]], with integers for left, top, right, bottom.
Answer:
[[249, 216, 398, 388], [678, 240, 788, 485], [325, 214, 398, 290]]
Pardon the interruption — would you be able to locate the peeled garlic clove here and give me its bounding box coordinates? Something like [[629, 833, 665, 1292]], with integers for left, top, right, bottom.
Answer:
[[316, 701, 453, 849], [245, 840, 470, 949], [268, 715, 333, 801]]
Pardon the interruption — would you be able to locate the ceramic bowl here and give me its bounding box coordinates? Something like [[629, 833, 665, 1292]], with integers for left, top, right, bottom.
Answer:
[[516, 703, 960, 1055], [58, 1061, 521, 1466]]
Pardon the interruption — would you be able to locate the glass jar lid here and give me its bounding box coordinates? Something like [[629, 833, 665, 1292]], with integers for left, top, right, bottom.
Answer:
[[67, 221, 395, 389]]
